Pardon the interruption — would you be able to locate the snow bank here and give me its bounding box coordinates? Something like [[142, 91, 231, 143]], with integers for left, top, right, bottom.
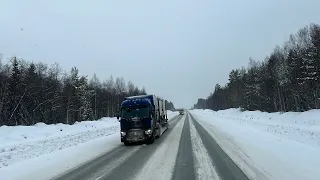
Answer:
[[0, 134, 121, 180], [0, 118, 119, 147], [191, 109, 320, 180], [199, 108, 320, 147], [0, 117, 119, 169], [167, 110, 179, 120]]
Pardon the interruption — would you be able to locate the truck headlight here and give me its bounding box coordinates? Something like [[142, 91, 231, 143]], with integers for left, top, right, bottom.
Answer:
[[121, 132, 126, 136], [145, 129, 152, 135]]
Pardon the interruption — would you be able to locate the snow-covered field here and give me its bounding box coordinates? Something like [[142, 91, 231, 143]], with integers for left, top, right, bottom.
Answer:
[[0, 118, 119, 169], [190, 109, 320, 180], [0, 110, 178, 180]]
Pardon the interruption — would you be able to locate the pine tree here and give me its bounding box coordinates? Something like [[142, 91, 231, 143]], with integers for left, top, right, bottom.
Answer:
[[140, 87, 147, 95], [228, 69, 242, 107], [22, 63, 38, 124], [242, 59, 262, 111], [0, 55, 151, 125], [300, 49, 318, 85], [79, 76, 93, 121], [310, 24, 320, 108], [8, 57, 22, 125]]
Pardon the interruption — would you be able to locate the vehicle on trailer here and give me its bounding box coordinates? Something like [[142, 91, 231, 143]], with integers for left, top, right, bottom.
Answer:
[[117, 95, 168, 146]]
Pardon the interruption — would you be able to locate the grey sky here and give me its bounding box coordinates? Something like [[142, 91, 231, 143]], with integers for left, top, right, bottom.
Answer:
[[1, 0, 320, 108]]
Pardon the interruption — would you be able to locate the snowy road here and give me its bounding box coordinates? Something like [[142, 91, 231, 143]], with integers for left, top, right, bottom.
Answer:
[[52, 113, 250, 180], [1, 109, 318, 180]]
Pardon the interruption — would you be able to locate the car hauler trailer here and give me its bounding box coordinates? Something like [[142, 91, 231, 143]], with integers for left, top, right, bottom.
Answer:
[[117, 95, 168, 146]]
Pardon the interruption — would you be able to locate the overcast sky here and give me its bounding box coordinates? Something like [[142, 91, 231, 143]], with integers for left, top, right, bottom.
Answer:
[[1, 0, 320, 108]]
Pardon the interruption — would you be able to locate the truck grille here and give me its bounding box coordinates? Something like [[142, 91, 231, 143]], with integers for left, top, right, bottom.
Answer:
[[127, 129, 144, 141]]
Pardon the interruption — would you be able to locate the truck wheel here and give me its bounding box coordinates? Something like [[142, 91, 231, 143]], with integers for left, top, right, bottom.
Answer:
[[146, 134, 155, 144], [124, 141, 131, 146], [155, 128, 160, 139], [155, 123, 161, 139]]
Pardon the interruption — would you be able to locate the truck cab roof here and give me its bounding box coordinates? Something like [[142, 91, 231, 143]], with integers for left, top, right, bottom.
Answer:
[[121, 98, 152, 108], [124, 95, 158, 106], [124, 95, 155, 100]]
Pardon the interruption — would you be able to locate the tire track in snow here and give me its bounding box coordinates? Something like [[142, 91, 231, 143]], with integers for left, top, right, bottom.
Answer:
[[168, 115, 180, 123], [132, 114, 186, 180], [53, 145, 141, 180], [191, 112, 270, 180], [189, 113, 250, 180], [188, 113, 221, 180], [171, 114, 196, 180]]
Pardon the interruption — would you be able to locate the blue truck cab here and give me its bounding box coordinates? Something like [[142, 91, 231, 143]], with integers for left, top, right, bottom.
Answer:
[[117, 95, 164, 145]]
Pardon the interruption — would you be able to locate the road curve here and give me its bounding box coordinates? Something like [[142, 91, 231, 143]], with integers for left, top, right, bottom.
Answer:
[[52, 112, 251, 180]]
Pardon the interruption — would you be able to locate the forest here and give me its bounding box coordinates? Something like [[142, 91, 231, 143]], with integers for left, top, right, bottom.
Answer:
[[194, 23, 320, 112], [0, 57, 175, 126]]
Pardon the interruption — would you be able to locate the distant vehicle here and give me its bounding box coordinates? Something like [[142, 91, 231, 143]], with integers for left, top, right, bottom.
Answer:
[[117, 95, 168, 146], [179, 109, 184, 115]]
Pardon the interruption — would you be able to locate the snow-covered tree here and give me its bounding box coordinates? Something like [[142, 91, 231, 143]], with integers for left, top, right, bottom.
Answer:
[[78, 76, 93, 121], [0, 56, 150, 126], [194, 23, 320, 112]]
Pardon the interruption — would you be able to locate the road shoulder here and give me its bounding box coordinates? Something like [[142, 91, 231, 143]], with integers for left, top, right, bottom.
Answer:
[[189, 112, 270, 180]]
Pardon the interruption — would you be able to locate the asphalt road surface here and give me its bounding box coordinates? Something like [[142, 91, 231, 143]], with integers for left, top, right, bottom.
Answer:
[[52, 112, 251, 180]]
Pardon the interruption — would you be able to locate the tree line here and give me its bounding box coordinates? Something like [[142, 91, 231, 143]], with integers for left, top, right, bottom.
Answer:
[[0, 56, 175, 126], [194, 23, 320, 112]]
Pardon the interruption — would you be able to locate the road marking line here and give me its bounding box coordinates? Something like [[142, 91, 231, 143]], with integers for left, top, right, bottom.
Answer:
[[188, 113, 221, 180]]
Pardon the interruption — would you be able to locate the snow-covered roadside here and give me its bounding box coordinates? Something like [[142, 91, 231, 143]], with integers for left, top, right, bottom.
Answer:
[[167, 110, 179, 120], [190, 109, 320, 180], [205, 108, 320, 147], [0, 110, 177, 179], [0, 133, 121, 180], [0, 117, 120, 169]]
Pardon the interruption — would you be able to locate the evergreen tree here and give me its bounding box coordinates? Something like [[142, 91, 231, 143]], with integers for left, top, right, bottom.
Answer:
[[79, 76, 93, 121], [194, 23, 320, 112], [8, 57, 22, 125], [0, 56, 153, 126]]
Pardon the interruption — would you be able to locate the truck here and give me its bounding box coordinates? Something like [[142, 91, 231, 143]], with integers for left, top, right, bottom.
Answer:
[[117, 95, 168, 146], [178, 109, 184, 115]]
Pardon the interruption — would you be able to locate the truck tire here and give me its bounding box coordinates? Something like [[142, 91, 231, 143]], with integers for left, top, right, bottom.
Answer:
[[146, 133, 155, 144], [155, 127, 161, 139], [124, 141, 131, 146]]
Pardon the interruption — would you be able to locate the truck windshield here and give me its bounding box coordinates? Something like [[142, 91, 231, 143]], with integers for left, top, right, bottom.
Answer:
[[121, 107, 150, 118]]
